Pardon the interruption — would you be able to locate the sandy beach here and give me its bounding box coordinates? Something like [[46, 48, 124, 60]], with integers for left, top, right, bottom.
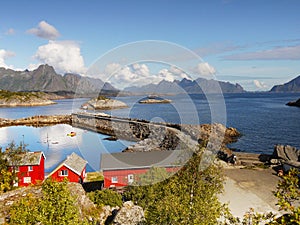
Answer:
[[219, 167, 281, 218]]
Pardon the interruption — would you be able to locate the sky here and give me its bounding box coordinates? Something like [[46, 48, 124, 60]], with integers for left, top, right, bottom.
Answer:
[[0, 0, 300, 91]]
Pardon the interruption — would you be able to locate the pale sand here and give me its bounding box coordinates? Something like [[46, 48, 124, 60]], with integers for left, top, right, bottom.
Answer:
[[219, 167, 281, 218]]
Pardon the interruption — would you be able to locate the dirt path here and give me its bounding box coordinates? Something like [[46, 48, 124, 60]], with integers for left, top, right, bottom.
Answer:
[[219, 167, 281, 218]]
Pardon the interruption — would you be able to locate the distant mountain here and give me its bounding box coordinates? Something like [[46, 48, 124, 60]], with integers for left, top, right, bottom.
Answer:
[[0, 64, 117, 95], [270, 75, 300, 92], [124, 78, 245, 94]]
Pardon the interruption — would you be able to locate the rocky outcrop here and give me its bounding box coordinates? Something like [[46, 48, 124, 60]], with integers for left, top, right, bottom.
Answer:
[[0, 115, 72, 127], [139, 98, 172, 104], [272, 145, 300, 162], [286, 98, 300, 107], [82, 97, 128, 110], [112, 201, 145, 225]]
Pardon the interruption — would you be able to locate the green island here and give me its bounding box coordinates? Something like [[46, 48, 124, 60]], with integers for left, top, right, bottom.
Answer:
[[0, 90, 58, 107]]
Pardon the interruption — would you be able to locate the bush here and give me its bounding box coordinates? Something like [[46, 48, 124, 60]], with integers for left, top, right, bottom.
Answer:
[[88, 189, 122, 207]]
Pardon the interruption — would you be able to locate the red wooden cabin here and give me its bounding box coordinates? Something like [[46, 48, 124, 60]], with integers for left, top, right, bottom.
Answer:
[[47, 152, 87, 183], [8, 151, 45, 187], [100, 150, 185, 188]]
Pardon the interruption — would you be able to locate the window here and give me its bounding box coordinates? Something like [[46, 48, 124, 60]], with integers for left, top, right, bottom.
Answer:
[[128, 174, 134, 184], [23, 177, 31, 184], [60, 170, 68, 176], [111, 177, 118, 183], [28, 166, 33, 172]]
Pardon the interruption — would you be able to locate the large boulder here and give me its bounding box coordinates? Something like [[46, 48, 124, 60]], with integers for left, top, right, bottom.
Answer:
[[286, 98, 300, 107], [273, 145, 300, 162], [112, 201, 145, 225]]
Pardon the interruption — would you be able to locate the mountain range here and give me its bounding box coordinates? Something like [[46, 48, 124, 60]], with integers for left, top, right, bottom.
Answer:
[[270, 75, 300, 92], [0, 64, 116, 95], [125, 78, 245, 94], [1, 64, 299, 94]]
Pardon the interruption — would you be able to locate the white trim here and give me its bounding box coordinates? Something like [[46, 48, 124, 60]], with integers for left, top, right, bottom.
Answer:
[[28, 165, 33, 172]]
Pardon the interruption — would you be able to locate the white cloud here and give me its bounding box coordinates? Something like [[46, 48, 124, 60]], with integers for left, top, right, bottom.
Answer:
[[27, 21, 60, 40], [195, 62, 216, 76], [34, 40, 86, 74], [223, 45, 300, 60], [253, 80, 268, 89], [0, 49, 15, 69], [103, 63, 193, 88], [5, 28, 15, 35]]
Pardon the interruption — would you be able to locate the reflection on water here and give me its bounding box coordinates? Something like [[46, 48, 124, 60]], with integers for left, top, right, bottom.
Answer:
[[0, 125, 134, 172]]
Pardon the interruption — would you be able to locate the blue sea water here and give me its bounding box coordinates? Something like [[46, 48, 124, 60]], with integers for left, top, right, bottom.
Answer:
[[0, 93, 299, 171]]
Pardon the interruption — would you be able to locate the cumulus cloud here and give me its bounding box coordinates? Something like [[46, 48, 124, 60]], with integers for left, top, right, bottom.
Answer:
[[195, 62, 216, 76], [5, 28, 15, 35], [27, 21, 60, 40], [0, 49, 15, 68], [103, 63, 192, 88], [223, 45, 300, 60], [253, 80, 268, 89], [34, 40, 86, 74]]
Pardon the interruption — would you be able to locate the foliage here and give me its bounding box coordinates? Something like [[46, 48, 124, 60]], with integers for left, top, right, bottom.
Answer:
[[0, 141, 28, 193], [9, 179, 88, 225], [273, 168, 300, 224], [222, 169, 300, 225], [125, 144, 225, 225], [85, 171, 104, 182], [88, 188, 122, 207], [133, 166, 172, 186]]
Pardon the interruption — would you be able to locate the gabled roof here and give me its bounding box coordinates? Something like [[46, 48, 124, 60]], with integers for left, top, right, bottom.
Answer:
[[6, 151, 45, 166], [48, 152, 87, 177], [100, 150, 190, 171]]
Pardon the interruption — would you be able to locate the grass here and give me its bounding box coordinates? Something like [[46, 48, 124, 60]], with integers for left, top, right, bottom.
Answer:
[[85, 172, 104, 182]]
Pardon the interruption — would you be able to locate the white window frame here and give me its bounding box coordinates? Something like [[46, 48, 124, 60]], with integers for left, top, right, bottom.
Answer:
[[60, 169, 68, 176], [111, 176, 118, 183], [23, 177, 31, 184], [128, 174, 134, 184], [28, 166, 33, 172]]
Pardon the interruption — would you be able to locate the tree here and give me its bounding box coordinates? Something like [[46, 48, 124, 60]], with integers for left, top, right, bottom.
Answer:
[[0, 141, 28, 193], [125, 144, 225, 225], [9, 179, 85, 225]]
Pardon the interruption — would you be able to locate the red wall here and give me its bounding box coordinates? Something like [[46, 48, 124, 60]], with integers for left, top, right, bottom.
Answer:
[[49, 165, 85, 183], [14, 156, 45, 187], [103, 167, 178, 188]]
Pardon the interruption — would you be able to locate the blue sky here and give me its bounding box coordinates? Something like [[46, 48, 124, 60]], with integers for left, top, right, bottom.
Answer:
[[1, 0, 300, 90]]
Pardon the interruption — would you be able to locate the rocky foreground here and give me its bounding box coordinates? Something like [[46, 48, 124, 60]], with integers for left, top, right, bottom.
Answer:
[[0, 183, 144, 225]]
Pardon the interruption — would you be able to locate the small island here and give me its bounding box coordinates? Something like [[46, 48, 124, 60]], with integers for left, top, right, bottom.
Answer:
[[81, 96, 128, 110], [286, 98, 300, 107], [0, 90, 56, 107], [139, 96, 172, 104]]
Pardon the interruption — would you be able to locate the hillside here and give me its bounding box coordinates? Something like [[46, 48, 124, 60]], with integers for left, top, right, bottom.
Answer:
[[0, 65, 117, 95], [270, 75, 300, 92], [124, 78, 245, 94], [0, 90, 56, 107]]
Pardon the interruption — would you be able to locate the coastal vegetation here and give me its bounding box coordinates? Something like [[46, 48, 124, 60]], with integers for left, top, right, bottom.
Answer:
[[0, 90, 56, 107]]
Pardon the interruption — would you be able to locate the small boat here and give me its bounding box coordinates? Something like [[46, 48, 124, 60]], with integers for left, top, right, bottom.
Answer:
[[67, 131, 76, 137]]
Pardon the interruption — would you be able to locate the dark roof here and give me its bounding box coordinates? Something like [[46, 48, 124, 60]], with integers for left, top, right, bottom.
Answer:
[[7, 151, 45, 166], [100, 150, 191, 171], [48, 152, 87, 177]]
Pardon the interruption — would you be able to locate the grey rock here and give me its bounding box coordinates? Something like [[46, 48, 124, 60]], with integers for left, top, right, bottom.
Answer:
[[112, 201, 145, 225]]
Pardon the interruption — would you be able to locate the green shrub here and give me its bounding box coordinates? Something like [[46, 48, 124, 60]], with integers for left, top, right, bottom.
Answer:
[[88, 189, 122, 207]]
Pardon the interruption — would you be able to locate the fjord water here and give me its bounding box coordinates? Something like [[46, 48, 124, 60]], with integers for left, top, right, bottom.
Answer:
[[0, 93, 299, 171]]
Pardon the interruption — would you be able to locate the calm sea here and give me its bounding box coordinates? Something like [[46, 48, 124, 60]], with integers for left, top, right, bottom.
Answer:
[[0, 93, 299, 171]]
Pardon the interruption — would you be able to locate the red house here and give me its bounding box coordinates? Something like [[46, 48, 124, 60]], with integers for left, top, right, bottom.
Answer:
[[47, 152, 87, 183], [100, 150, 185, 188], [8, 151, 45, 187]]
